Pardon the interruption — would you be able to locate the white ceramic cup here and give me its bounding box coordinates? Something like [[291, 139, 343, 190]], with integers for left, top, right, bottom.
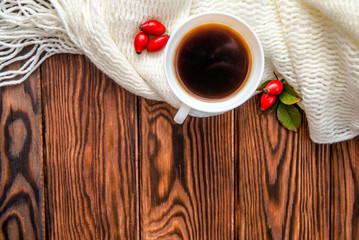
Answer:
[[164, 12, 264, 124]]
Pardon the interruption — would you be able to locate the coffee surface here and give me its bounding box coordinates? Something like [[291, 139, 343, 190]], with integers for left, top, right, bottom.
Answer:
[[175, 23, 251, 100]]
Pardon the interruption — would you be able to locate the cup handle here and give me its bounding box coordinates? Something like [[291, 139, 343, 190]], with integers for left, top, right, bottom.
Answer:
[[174, 104, 191, 124]]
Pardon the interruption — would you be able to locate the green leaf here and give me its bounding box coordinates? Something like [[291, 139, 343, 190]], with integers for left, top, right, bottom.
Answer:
[[260, 99, 278, 114], [279, 83, 301, 105], [257, 80, 271, 91], [277, 102, 301, 132]]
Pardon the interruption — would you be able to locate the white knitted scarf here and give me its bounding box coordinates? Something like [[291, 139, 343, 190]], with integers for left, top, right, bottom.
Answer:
[[1, 0, 359, 143]]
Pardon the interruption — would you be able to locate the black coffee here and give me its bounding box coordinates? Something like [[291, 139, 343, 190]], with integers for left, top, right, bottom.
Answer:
[[175, 23, 251, 100]]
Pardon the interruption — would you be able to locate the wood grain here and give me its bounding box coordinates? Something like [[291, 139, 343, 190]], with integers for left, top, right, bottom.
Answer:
[[41, 54, 139, 239], [1, 51, 359, 239], [139, 100, 234, 239], [235, 97, 331, 239], [331, 136, 359, 239], [0, 71, 43, 239]]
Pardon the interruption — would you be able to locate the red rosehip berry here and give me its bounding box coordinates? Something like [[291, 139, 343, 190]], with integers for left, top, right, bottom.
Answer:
[[140, 20, 166, 36], [134, 32, 149, 54], [147, 35, 169, 52], [260, 93, 277, 111], [263, 80, 283, 95]]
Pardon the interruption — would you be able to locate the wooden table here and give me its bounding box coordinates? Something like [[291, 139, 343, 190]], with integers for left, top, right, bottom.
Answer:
[[0, 54, 358, 239]]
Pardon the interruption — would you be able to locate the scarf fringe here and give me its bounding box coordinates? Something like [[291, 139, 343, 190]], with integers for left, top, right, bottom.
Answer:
[[0, 0, 80, 87]]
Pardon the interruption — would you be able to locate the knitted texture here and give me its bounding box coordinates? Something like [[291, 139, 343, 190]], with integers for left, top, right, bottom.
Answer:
[[1, 0, 359, 143]]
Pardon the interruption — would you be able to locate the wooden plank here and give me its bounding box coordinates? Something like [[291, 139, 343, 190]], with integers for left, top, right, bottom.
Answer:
[[0, 71, 43, 239], [41, 54, 138, 239], [235, 97, 331, 239], [331, 136, 359, 239], [139, 100, 234, 239]]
